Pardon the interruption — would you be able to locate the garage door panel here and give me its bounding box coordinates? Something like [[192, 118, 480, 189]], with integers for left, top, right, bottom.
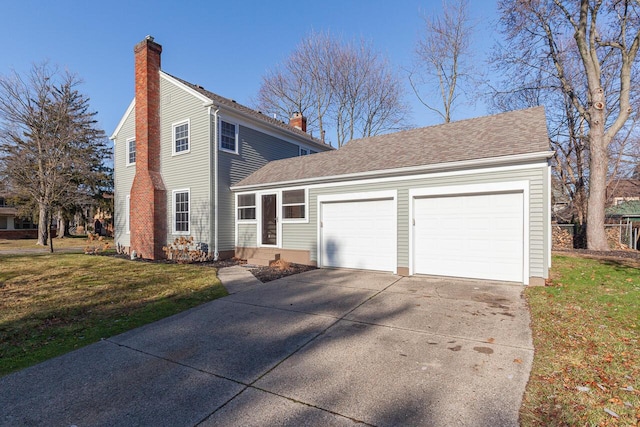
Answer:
[[413, 192, 524, 282], [321, 199, 395, 272]]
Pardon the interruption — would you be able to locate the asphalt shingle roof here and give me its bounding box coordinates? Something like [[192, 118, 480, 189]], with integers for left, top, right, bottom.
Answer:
[[234, 106, 550, 188], [167, 74, 332, 152]]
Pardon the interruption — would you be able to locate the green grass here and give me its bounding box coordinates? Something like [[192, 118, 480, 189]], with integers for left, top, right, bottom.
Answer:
[[521, 254, 640, 426], [0, 235, 112, 251], [0, 253, 227, 376]]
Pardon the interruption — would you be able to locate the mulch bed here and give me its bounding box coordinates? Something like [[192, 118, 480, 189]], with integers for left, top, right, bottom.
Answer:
[[197, 258, 316, 282], [247, 263, 316, 283]]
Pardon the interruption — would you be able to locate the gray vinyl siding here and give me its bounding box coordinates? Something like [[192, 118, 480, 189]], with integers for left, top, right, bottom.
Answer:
[[159, 78, 211, 246], [243, 164, 549, 279], [113, 108, 136, 247], [237, 222, 258, 247], [217, 125, 306, 252]]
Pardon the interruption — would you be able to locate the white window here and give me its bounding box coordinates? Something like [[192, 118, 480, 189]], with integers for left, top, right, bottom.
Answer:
[[172, 120, 190, 155], [173, 189, 190, 234], [299, 147, 309, 156], [126, 138, 136, 166], [237, 194, 256, 221], [282, 189, 306, 220], [125, 195, 131, 234], [220, 120, 238, 153]]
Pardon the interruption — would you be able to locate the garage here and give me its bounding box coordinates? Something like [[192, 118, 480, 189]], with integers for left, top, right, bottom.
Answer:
[[320, 195, 396, 272], [412, 191, 525, 282]]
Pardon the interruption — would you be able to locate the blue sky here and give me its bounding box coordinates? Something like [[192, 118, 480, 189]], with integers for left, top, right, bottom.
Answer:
[[0, 0, 500, 141]]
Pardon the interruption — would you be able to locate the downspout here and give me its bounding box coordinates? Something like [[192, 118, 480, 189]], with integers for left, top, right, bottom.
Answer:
[[205, 102, 220, 261], [213, 106, 220, 261]]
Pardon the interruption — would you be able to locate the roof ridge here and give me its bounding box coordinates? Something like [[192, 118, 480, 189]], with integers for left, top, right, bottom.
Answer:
[[345, 106, 546, 147]]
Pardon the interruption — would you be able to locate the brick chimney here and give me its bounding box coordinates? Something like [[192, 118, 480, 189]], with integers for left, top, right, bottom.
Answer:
[[129, 36, 166, 260], [289, 112, 307, 133]]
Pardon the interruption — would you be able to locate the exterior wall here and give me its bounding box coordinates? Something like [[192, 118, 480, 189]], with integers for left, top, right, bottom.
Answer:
[[235, 163, 550, 280], [113, 107, 136, 248], [217, 123, 316, 253], [113, 80, 330, 255], [158, 77, 211, 247]]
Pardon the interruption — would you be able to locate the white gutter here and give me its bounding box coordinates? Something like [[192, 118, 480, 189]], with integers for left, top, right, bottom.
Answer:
[[231, 150, 556, 191]]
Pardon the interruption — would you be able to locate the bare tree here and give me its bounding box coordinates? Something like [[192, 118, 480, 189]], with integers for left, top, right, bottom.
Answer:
[[0, 63, 109, 249], [409, 0, 477, 123], [492, 0, 640, 250], [256, 31, 411, 147]]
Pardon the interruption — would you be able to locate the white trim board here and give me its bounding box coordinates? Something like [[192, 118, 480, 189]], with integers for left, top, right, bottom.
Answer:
[[110, 98, 135, 140]]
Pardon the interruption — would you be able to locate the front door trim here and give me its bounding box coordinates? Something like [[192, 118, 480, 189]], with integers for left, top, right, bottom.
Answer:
[[258, 192, 279, 248]]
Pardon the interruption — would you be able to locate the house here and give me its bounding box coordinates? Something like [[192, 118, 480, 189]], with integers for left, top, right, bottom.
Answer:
[[110, 37, 333, 260], [0, 194, 39, 239], [606, 179, 640, 206], [232, 107, 553, 285]]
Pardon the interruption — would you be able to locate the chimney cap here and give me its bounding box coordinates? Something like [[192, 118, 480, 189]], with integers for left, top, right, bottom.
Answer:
[[145, 35, 155, 41]]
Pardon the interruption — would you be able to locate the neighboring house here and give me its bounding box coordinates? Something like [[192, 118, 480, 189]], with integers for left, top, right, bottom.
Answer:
[[0, 195, 17, 231], [232, 107, 553, 285], [606, 179, 640, 206], [606, 200, 640, 250], [0, 195, 38, 239], [110, 37, 332, 259]]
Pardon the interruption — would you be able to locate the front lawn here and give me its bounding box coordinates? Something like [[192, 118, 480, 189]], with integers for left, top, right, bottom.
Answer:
[[0, 235, 112, 251], [521, 254, 639, 426], [0, 253, 227, 376]]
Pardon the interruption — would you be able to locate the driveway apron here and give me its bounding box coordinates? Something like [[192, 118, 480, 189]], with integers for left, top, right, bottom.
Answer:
[[0, 269, 534, 427]]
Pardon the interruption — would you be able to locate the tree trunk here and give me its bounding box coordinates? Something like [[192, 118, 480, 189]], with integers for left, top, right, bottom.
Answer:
[[37, 204, 48, 246], [48, 209, 53, 253], [586, 105, 610, 250], [56, 213, 67, 239]]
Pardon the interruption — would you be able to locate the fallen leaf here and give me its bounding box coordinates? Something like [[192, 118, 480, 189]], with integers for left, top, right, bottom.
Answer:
[[513, 358, 522, 364], [604, 408, 619, 418], [487, 338, 495, 343]]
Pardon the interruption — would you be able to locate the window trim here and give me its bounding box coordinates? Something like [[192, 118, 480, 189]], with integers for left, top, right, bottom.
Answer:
[[299, 147, 309, 156], [219, 119, 239, 154], [125, 195, 131, 234], [126, 137, 136, 166], [172, 189, 191, 235], [281, 188, 308, 223], [172, 119, 190, 156], [237, 193, 257, 223]]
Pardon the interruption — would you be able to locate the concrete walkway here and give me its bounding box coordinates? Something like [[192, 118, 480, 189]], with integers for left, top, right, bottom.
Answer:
[[0, 268, 534, 427]]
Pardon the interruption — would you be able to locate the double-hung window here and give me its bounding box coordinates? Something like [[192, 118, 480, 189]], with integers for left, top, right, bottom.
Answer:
[[126, 138, 136, 165], [173, 189, 190, 234], [282, 189, 306, 220], [173, 120, 190, 154], [220, 120, 237, 153], [237, 194, 256, 220]]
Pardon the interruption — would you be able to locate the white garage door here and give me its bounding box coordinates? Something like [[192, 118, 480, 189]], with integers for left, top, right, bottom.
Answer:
[[413, 192, 524, 282], [321, 198, 395, 272]]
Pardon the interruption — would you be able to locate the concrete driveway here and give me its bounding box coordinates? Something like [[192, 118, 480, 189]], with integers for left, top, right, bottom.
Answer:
[[0, 269, 534, 427]]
